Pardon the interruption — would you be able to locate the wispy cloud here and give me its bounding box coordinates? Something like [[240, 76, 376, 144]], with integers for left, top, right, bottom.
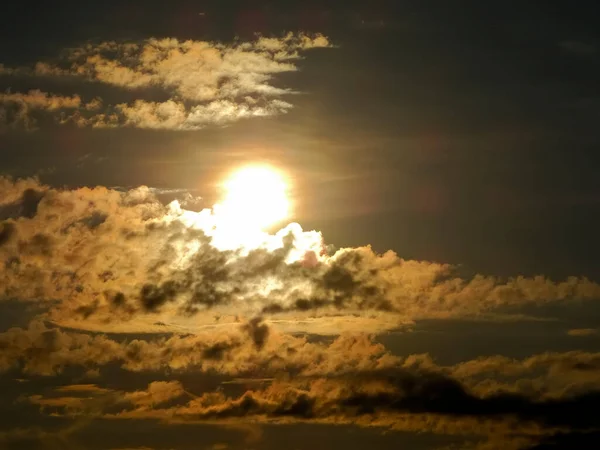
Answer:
[[567, 328, 598, 337], [0, 90, 83, 130], [0, 33, 331, 130]]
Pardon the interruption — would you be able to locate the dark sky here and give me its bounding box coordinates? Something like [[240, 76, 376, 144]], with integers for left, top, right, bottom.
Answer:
[[1, 2, 600, 450]]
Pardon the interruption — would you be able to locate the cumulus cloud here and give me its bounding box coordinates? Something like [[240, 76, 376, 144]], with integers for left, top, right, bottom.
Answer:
[[0, 33, 330, 130], [1, 177, 599, 336], [0, 320, 122, 375], [0, 320, 400, 376]]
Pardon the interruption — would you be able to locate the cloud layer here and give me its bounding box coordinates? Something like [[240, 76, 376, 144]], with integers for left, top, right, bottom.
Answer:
[[13, 332, 600, 450], [0, 34, 330, 130], [1, 177, 600, 449]]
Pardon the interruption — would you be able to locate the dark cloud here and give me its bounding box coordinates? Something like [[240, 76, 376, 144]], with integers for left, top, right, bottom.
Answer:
[[0, 221, 15, 246], [140, 281, 179, 313], [0, 187, 44, 220], [194, 368, 600, 431], [337, 369, 600, 430], [243, 317, 270, 350], [25, 365, 591, 449], [18, 233, 53, 257], [201, 341, 241, 361], [525, 431, 600, 449]]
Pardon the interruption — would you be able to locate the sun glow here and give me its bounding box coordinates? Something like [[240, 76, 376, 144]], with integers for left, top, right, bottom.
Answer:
[[205, 164, 295, 252], [170, 163, 324, 265], [217, 165, 290, 230]]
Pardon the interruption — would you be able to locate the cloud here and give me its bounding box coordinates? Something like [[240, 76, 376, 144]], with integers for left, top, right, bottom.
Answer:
[[0, 90, 81, 110], [76, 98, 294, 130], [0, 320, 400, 376], [0, 90, 83, 130], [59, 34, 328, 99], [55, 384, 112, 394], [5, 27, 598, 450], [523, 431, 600, 449], [208, 444, 229, 450], [3, 318, 598, 449], [124, 381, 186, 408], [2, 175, 600, 448], [0, 320, 123, 375], [242, 317, 270, 350], [110, 448, 160, 450], [29, 394, 92, 412], [437, 351, 600, 400], [0, 33, 330, 130], [567, 328, 598, 337], [5, 317, 600, 410], [1, 177, 599, 337], [25, 366, 600, 448]]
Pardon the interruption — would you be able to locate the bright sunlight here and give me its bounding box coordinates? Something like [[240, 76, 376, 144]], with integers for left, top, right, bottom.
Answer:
[[217, 164, 290, 230], [189, 164, 293, 251]]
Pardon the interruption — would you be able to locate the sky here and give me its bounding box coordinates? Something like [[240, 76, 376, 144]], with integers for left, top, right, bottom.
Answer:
[[1, 1, 600, 449]]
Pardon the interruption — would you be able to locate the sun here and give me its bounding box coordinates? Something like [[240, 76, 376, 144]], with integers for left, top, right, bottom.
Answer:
[[174, 163, 314, 261], [175, 163, 322, 261], [216, 164, 291, 232]]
